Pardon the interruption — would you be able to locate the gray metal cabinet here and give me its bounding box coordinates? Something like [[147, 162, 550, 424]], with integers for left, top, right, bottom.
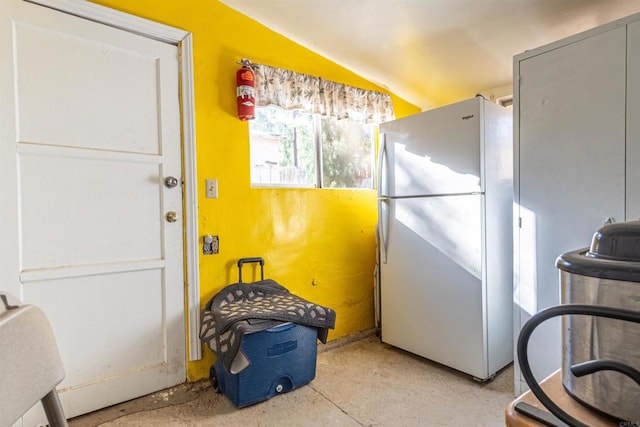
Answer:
[[513, 13, 640, 394], [627, 20, 640, 219]]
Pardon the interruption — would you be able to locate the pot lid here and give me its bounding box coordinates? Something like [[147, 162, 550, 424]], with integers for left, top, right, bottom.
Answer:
[[588, 220, 640, 262], [556, 221, 640, 282]]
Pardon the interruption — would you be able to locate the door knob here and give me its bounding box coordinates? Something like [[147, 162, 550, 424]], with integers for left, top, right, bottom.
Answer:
[[166, 211, 178, 223], [164, 176, 179, 188]]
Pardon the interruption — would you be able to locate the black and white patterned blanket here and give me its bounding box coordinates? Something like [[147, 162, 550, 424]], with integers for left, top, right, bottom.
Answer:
[[199, 279, 336, 373]]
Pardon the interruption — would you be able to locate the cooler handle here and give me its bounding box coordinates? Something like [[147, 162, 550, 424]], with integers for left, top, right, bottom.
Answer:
[[237, 257, 265, 283]]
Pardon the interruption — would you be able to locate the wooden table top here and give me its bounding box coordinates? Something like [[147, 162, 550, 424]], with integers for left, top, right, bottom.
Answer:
[[505, 370, 618, 426]]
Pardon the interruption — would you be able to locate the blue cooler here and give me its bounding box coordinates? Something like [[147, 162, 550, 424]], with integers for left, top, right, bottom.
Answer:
[[211, 322, 318, 407]]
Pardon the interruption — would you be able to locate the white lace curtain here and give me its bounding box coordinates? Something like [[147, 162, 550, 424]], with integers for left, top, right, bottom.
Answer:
[[253, 63, 395, 124]]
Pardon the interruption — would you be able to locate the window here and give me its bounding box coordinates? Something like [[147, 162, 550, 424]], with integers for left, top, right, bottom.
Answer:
[[250, 105, 374, 189], [246, 62, 394, 188]]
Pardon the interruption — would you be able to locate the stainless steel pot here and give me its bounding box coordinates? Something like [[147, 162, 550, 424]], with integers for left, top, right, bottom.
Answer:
[[556, 220, 640, 422]]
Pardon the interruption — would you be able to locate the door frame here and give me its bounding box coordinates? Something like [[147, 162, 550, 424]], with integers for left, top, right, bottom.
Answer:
[[26, 0, 202, 360]]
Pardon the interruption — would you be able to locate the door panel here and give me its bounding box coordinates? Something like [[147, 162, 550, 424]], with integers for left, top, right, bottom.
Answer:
[[627, 21, 640, 220], [379, 98, 482, 197], [18, 148, 162, 269], [516, 27, 626, 385], [380, 195, 485, 378], [23, 270, 166, 386], [13, 14, 160, 154], [0, 0, 185, 421]]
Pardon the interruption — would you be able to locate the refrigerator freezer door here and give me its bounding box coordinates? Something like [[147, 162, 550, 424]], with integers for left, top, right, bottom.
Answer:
[[379, 98, 482, 198], [380, 194, 488, 378]]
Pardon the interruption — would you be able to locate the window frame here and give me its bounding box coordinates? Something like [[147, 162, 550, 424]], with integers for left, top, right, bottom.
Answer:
[[249, 106, 375, 190]]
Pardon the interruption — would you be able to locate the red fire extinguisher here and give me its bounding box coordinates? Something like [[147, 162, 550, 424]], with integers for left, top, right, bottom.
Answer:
[[236, 59, 255, 121]]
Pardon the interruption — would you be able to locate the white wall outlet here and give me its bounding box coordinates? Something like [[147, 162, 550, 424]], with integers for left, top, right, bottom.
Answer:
[[205, 179, 218, 198]]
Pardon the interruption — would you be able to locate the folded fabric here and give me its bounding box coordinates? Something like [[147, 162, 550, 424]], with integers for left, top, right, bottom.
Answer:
[[200, 280, 336, 373]]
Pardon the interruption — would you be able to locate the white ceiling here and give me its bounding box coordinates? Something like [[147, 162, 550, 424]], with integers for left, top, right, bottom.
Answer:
[[221, 0, 640, 110]]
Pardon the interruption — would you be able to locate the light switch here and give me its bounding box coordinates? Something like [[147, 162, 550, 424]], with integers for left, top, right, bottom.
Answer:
[[205, 179, 218, 198]]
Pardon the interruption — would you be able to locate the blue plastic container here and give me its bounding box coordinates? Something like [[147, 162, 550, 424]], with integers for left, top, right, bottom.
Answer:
[[213, 322, 318, 407]]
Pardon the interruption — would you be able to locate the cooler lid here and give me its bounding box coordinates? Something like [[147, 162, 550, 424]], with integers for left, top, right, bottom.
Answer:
[[556, 221, 640, 282]]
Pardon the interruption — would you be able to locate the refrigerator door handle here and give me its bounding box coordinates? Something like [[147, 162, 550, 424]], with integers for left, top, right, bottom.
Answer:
[[377, 133, 387, 197], [378, 197, 390, 264], [377, 133, 389, 263]]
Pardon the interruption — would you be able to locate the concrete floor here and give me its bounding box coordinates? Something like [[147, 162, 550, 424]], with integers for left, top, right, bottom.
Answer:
[[69, 332, 515, 427]]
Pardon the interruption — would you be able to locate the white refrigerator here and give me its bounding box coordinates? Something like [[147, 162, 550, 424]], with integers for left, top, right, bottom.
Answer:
[[377, 96, 513, 381]]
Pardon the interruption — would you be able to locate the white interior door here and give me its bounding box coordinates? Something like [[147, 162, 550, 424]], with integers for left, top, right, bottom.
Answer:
[[0, 0, 186, 421]]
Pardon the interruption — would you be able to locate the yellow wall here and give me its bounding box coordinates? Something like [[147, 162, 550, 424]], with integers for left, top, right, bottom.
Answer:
[[90, 0, 420, 380]]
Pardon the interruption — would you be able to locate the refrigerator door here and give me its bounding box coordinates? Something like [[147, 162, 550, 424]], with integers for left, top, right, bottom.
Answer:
[[380, 194, 488, 378], [379, 98, 483, 198]]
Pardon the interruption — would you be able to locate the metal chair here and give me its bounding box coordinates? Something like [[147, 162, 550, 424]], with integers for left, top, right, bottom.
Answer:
[[0, 292, 68, 427]]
